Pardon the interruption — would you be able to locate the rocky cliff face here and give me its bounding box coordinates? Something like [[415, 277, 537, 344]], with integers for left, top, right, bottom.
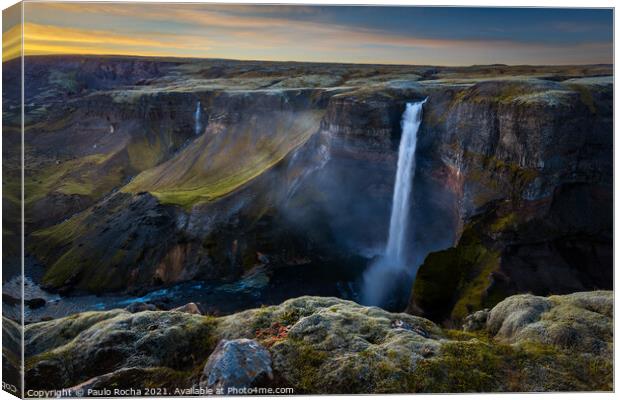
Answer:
[[408, 77, 613, 323]]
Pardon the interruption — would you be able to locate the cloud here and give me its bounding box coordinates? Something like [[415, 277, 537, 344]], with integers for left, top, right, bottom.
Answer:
[[3, 23, 213, 60], [2, 24, 21, 62], [8, 2, 612, 65]]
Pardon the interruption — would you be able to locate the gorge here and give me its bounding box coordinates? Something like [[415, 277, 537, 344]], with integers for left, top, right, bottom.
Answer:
[[2, 56, 613, 393]]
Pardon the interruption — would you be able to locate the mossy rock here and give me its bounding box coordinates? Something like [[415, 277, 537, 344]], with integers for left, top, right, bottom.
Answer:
[[19, 293, 612, 393], [411, 225, 495, 322]]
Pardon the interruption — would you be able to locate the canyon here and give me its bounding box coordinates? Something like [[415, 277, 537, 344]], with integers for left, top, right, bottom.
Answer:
[[2, 56, 613, 393]]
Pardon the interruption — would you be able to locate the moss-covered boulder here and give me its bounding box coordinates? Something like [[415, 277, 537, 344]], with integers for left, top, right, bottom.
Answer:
[[25, 310, 218, 390], [488, 291, 612, 355]]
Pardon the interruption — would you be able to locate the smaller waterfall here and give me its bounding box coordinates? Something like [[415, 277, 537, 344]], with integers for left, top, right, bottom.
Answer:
[[194, 101, 202, 135], [361, 98, 427, 307]]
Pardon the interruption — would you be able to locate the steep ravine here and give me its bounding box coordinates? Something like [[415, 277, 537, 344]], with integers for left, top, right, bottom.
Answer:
[[17, 66, 612, 328]]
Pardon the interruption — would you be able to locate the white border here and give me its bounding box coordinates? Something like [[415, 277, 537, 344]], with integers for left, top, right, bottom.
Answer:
[[0, 1, 616, 400]]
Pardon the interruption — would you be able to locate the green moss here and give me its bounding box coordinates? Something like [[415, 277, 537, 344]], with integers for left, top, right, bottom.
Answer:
[[126, 135, 164, 171], [279, 309, 303, 326], [489, 213, 517, 233], [413, 207, 517, 324], [412, 229, 487, 321], [567, 83, 596, 114], [450, 249, 500, 321], [444, 329, 491, 342], [24, 152, 125, 218], [30, 211, 89, 282], [283, 339, 329, 393], [41, 246, 90, 288], [123, 110, 324, 209], [251, 306, 276, 331]]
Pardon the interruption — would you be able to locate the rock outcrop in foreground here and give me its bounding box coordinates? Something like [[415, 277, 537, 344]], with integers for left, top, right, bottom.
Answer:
[[22, 291, 612, 395]]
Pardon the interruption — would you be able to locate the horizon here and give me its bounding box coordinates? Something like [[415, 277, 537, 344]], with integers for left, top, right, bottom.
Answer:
[[2, 3, 614, 65], [1, 52, 615, 69]]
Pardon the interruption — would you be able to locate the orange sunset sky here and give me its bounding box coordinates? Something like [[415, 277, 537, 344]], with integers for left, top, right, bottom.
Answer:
[[2, 2, 614, 65]]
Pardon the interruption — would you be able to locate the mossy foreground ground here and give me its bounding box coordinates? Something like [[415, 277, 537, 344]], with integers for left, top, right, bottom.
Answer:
[[15, 291, 612, 395]]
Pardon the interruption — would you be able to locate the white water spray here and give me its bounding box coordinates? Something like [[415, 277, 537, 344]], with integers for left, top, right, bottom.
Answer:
[[362, 98, 426, 306], [194, 101, 202, 135]]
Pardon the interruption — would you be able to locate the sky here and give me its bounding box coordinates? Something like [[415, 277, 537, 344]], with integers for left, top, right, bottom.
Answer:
[[2, 2, 614, 65]]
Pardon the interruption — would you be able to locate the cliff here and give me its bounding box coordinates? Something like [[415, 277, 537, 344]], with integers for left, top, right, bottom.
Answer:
[[4, 57, 611, 315]]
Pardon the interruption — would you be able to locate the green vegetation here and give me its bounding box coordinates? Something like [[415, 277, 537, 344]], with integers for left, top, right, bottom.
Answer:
[[412, 225, 500, 323], [275, 339, 329, 393], [124, 110, 324, 209], [25, 153, 122, 207], [566, 83, 597, 114], [25, 311, 218, 389], [126, 134, 165, 171], [48, 70, 80, 93], [450, 249, 500, 321], [23, 293, 612, 393]]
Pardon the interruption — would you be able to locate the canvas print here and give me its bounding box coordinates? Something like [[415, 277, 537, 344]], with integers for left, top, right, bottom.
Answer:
[[1, 2, 614, 397]]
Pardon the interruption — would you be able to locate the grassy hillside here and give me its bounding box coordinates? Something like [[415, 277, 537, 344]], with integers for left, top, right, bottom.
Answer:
[[123, 110, 324, 209]]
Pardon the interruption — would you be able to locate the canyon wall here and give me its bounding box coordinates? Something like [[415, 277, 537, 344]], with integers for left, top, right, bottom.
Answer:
[[8, 57, 611, 322]]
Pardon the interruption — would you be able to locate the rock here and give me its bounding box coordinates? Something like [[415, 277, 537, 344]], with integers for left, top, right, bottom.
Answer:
[[173, 302, 202, 315], [66, 367, 192, 396], [199, 339, 273, 392], [24, 310, 217, 390], [256, 252, 270, 265], [409, 77, 612, 324], [487, 291, 612, 355], [26, 298, 47, 309], [124, 302, 157, 313], [487, 294, 553, 339], [18, 293, 612, 393], [462, 309, 489, 332], [2, 293, 20, 306]]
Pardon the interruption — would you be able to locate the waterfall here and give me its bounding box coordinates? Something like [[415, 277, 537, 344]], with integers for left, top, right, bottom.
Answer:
[[194, 101, 202, 135], [361, 98, 427, 307], [385, 99, 426, 264]]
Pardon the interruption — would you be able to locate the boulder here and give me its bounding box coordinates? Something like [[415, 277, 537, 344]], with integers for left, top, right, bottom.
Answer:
[[26, 298, 47, 309], [124, 302, 157, 313], [199, 339, 273, 392], [173, 302, 202, 315], [24, 311, 217, 390], [462, 309, 489, 332], [487, 291, 613, 354]]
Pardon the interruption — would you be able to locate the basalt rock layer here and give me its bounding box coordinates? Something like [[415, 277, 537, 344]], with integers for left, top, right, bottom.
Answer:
[[409, 77, 613, 323]]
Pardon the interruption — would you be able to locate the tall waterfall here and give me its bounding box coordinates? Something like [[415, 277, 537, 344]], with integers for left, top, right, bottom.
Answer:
[[361, 98, 427, 307], [194, 101, 202, 135], [385, 99, 426, 264]]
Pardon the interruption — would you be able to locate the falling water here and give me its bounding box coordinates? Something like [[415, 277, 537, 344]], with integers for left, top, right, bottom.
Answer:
[[385, 99, 426, 263], [361, 98, 427, 307], [194, 101, 202, 135]]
